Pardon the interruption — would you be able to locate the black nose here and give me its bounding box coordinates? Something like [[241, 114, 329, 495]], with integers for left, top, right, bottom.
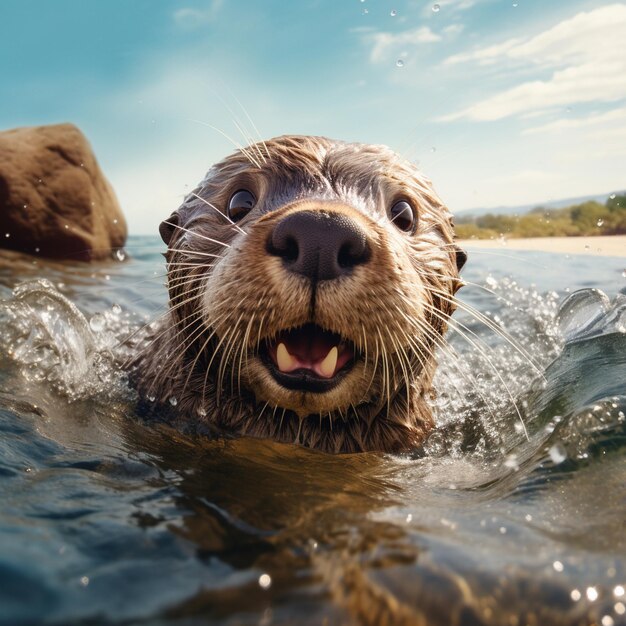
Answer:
[[268, 210, 370, 281]]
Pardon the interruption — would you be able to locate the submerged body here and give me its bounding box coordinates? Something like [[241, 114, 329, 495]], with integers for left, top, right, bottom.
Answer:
[[132, 136, 466, 452]]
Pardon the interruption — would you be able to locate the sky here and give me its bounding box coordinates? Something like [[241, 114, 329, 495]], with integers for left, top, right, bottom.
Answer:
[[1, 0, 625, 234]]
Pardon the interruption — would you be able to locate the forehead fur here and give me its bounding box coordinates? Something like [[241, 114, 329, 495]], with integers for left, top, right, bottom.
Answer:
[[192, 135, 451, 224]]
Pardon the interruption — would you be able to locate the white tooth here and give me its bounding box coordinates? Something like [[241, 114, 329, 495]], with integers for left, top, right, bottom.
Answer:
[[319, 346, 338, 378], [276, 342, 294, 372]]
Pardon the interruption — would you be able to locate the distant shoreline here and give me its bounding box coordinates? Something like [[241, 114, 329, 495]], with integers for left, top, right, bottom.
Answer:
[[458, 235, 626, 258]]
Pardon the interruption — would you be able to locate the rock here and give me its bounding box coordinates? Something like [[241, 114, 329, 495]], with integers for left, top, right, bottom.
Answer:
[[0, 123, 127, 261]]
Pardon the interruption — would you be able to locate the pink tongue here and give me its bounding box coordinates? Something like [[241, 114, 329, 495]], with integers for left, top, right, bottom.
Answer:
[[269, 326, 353, 379]]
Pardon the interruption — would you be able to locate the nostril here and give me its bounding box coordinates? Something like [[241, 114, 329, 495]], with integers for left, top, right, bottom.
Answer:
[[338, 241, 367, 268], [283, 236, 299, 262]]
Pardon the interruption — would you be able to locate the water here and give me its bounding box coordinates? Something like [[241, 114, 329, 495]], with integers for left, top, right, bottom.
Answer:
[[0, 237, 624, 626]]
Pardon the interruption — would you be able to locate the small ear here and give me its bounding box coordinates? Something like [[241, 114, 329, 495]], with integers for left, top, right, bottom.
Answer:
[[159, 212, 179, 245], [455, 245, 468, 271]]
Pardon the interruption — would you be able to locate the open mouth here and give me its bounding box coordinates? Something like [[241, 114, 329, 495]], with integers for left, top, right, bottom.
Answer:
[[261, 323, 356, 392]]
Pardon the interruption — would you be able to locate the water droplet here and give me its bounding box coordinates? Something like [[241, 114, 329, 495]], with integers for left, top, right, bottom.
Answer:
[[390, 9, 397, 16], [35, 247, 40, 253], [601, 615, 614, 626], [115, 249, 126, 261], [503, 454, 519, 470], [147, 395, 156, 402], [113, 218, 118, 224], [571, 589, 582, 601], [524, 513, 533, 522], [362, 7, 369, 14], [104, 274, 111, 281], [553, 560, 564, 572], [615, 586, 625, 598], [586, 587, 599, 602], [169, 397, 178, 407], [512, 2, 518, 6], [4, 233, 9, 238], [406, 513, 413, 523], [615, 602, 625, 615], [89, 314, 105, 333], [112, 304, 122, 316], [430, 146, 436, 153], [258, 573, 272, 589], [499, 526, 507, 534], [596, 219, 604, 227], [80, 576, 89, 587], [609, 193, 616, 199], [432, 3, 440, 11], [548, 442, 567, 465], [23, 204, 28, 208], [198, 407, 207, 417], [64, 224, 69, 230], [396, 59, 404, 67]]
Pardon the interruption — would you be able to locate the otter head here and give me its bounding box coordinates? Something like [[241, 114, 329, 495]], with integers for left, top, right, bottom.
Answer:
[[153, 136, 466, 453]]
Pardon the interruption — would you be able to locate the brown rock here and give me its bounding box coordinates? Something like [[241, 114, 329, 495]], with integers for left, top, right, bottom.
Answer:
[[0, 123, 127, 261]]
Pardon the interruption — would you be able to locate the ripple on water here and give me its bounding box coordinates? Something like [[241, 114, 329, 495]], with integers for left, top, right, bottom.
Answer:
[[0, 243, 624, 625]]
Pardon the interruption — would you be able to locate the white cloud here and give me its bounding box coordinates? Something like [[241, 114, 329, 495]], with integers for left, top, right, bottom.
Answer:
[[368, 27, 441, 63], [174, 1, 223, 27], [447, 0, 476, 10], [442, 24, 465, 37], [418, 0, 481, 16], [439, 4, 626, 121], [443, 37, 523, 67], [523, 107, 626, 135]]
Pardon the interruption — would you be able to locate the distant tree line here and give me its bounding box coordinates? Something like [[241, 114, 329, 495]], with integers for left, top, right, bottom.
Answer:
[[455, 194, 626, 239]]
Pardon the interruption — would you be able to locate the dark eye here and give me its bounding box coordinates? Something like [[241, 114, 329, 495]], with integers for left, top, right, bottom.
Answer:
[[227, 189, 256, 222], [389, 200, 416, 233]]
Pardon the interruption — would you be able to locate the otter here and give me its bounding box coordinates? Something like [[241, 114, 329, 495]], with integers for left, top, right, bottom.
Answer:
[[132, 136, 466, 453]]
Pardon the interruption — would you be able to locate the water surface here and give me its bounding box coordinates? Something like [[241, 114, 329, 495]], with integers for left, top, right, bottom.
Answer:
[[0, 237, 624, 626]]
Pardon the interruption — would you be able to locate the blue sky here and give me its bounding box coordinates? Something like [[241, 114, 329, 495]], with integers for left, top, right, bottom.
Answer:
[[1, 0, 624, 234]]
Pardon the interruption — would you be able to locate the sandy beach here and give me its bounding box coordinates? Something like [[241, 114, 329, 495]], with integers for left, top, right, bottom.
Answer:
[[458, 235, 626, 258]]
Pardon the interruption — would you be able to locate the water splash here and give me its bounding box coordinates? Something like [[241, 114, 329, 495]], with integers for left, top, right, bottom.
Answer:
[[0, 279, 132, 400], [558, 289, 625, 341]]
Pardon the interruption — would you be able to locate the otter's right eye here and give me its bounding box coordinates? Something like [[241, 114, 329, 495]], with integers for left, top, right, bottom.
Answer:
[[227, 190, 256, 221], [389, 200, 416, 233]]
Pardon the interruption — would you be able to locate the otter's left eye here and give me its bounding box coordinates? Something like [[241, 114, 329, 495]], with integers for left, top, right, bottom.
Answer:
[[228, 189, 256, 221], [389, 200, 416, 233]]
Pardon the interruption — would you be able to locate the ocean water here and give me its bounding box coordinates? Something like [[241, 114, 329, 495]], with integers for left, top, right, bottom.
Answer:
[[0, 236, 624, 626]]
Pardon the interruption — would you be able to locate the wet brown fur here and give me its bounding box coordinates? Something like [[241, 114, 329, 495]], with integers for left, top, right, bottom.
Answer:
[[131, 136, 465, 453]]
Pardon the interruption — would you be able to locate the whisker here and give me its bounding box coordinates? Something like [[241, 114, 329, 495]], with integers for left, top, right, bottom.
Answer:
[[437, 241, 549, 269], [163, 221, 231, 250], [188, 118, 262, 169], [393, 304, 501, 426], [423, 301, 529, 440], [419, 280, 545, 378], [165, 246, 224, 260], [189, 192, 247, 236], [223, 84, 271, 159]]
